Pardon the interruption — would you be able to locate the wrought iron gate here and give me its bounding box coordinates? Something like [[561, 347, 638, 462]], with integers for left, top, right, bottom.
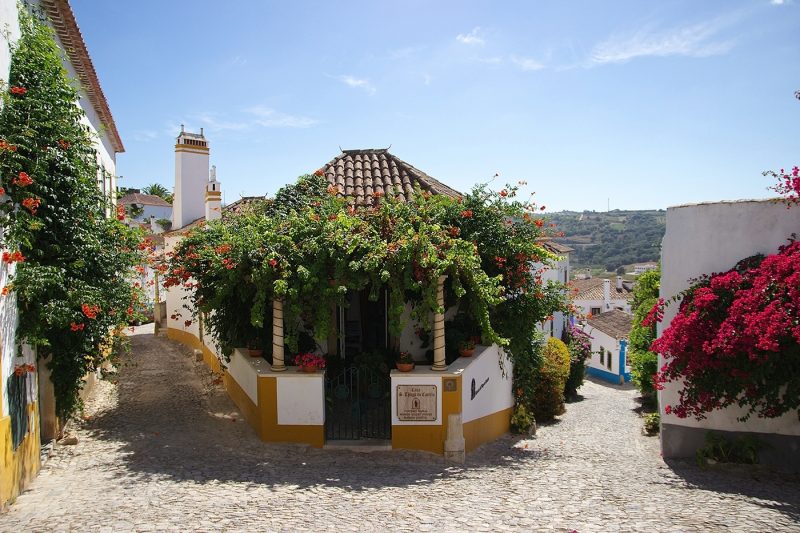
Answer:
[[325, 366, 391, 440]]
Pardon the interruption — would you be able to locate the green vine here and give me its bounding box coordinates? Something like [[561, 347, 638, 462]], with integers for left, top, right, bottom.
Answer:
[[0, 8, 146, 419], [167, 175, 567, 415]]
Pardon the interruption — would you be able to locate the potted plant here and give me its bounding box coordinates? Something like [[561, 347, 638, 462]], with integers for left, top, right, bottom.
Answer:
[[294, 352, 326, 373], [458, 339, 476, 357], [396, 351, 415, 372], [247, 338, 263, 357]]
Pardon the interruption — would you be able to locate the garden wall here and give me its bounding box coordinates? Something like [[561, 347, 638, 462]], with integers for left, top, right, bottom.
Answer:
[[659, 198, 800, 469]]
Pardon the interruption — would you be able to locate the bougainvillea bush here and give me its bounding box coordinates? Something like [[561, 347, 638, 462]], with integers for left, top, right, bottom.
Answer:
[[764, 166, 800, 206], [652, 240, 800, 421], [0, 9, 146, 419]]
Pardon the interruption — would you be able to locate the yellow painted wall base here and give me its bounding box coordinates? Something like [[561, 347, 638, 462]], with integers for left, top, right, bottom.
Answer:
[[167, 327, 510, 454], [168, 327, 324, 448], [463, 407, 512, 453], [1, 402, 41, 510]]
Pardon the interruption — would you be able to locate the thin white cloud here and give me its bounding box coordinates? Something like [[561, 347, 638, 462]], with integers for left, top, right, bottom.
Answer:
[[246, 106, 317, 128], [510, 55, 545, 71], [474, 56, 503, 65], [456, 27, 485, 46], [423, 73, 432, 85], [132, 130, 159, 142], [389, 46, 426, 60], [193, 112, 249, 132], [771, 0, 786, 5], [337, 75, 376, 95], [590, 17, 736, 65]]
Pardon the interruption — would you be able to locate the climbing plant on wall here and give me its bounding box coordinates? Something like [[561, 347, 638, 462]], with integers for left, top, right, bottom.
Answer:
[[166, 174, 567, 424], [0, 8, 146, 419]]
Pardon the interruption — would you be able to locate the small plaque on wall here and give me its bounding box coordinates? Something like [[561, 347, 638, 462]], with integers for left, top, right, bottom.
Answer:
[[443, 378, 458, 392], [396, 385, 437, 421]]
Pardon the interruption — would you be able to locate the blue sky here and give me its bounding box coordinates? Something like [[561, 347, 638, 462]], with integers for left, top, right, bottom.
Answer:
[[72, 0, 799, 211]]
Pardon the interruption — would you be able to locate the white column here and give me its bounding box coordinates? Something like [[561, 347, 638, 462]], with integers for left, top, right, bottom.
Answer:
[[432, 275, 447, 371], [271, 299, 286, 372]]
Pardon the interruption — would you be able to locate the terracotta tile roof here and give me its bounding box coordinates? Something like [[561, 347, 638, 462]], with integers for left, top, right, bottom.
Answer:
[[40, 0, 124, 153], [320, 149, 461, 206], [538, 238, 574, 254], [570, 278, 634, 301], [118, 193, 172, 207], [586, 310, 632, 339], [163, 196, 267, 236]]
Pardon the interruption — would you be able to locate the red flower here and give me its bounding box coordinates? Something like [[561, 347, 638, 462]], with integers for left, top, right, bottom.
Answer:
[[215, 244, 231, 254], [10, 86, 27, 95], [1, 286, 9, 296], [22, 197, 40, 215], [0, 188, 5, 196], [184, 320, 192, 327], [534, 219, 544, 228], [58, 139, 71, 150], [116, 204, 126, 221], [314, 168, 325, 177], [70, 322, 85, 332], [81, 303, 100, 319], [13, 172, 33, 187], [2, 250, 24, 263], [499, 189, 508, 197], [460, 209, 473, 218], [269, 258, 278, 268]]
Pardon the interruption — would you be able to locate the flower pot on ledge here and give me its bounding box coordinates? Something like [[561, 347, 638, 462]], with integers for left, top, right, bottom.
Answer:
[[396, 362, 414, 372], [458, 348, 475, 358], [248, 348, 263, 357], [300, 365, 318, 373]]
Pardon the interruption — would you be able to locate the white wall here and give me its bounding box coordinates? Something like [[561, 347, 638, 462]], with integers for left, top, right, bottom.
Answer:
[[659, 199, 800, 436], [460, 345, 513, 424], [581, 325, 619, 375], [277, 375, 325, 425], [173, 144, 209, 229], [536, 254, 570, 339]]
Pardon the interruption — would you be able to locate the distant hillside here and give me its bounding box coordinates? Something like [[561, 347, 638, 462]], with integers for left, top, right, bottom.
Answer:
[[549, 209, 666, 271]]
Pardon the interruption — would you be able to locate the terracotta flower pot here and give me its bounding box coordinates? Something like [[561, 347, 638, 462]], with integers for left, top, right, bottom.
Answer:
[[248, 348, 263, 357], [458, 348, 475, 358], [301, 365, 317, 373], [396, 362, 414, 372]]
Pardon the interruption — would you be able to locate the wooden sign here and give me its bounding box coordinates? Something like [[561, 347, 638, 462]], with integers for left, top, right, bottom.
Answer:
[[396, 385, 437, 421]]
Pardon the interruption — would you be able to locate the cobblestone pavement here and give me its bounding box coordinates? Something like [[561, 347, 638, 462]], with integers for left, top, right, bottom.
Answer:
[[2, 325, 799, 532]]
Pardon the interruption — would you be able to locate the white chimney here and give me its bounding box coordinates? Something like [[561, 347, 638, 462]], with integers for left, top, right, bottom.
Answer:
[[603, 279, 611, 311], [205, 165, 222, 221], [616, 276, 623, 291], [173, 129, 209, 229]]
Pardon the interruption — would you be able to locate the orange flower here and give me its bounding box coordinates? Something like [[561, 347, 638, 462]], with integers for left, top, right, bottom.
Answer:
[[1, 286, 9, 296], [10, 86, 27, 95], [500, 189, 508, 197], [58, 139, 71, 150], [22, 197, 40, 215], [314, 168, 325, 177], [534, 219, 544, 228], [460, 209, 473, 218], [13, 172, 33, 187], [116, 204, 126, 221], [81, 303, 100, 319], [70, 322, 85, 332]]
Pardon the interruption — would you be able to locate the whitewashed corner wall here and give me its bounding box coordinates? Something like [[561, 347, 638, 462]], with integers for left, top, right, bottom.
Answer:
[[658, 199, 800, 466]]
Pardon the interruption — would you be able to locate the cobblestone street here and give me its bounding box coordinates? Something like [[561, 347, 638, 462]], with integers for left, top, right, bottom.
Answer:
[[2, 325, 799, 532]]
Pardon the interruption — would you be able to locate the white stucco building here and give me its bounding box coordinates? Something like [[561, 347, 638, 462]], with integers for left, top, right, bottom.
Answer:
[[658, 198, 800, 471], [580, 310, 631, 385], [538, 239, 572, 340], [570, 276, 634, 317], [0, 0, 124, 507]]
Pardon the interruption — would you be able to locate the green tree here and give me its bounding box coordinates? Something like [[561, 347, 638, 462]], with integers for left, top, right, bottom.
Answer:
[[629, 269, 660, 404], [142, 183, 173, 204]]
